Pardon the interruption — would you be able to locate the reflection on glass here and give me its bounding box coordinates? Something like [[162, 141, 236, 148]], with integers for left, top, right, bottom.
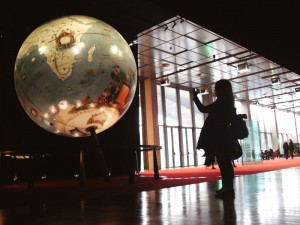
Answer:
[[179, 90, 192, 127], [186, 128, 194, 165], [165, 87, 178, 126], [159, 126, 166, 169], [157, 86, 164, 125], [182, 129, 187, 165], [172, 128, 180, 167], [167, 127, 174, 168]]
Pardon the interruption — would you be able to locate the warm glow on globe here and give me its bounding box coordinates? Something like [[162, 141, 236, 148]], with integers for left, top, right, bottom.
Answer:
[[14, 15, 137, 137]]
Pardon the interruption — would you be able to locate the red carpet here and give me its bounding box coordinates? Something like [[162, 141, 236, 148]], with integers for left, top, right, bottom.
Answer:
[[139, 157, 300, 187], [0, 158, 299, 206], [141, 157, 300, 178]]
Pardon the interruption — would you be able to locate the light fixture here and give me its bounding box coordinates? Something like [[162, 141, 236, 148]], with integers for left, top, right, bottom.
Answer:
[[171, 21, 176, 28], [128, 39, 138, 47], [160, 77, 170, 86], [271, 77, 280, 85], [295, 87, 300, 92], [160, 62, 170, 68], [237, 62, 249, 73]]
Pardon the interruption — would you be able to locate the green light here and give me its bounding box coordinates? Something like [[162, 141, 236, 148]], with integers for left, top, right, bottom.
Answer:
[[203, 41, 213, 58]]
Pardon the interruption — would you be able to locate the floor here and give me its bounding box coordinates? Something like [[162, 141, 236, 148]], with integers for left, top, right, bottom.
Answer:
[[0, 166, 299, 225]]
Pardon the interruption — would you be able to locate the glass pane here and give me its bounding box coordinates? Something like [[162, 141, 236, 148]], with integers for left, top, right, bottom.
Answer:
[[250, 104, 276, 133], [250, 104, 258, 122], [267, 133, 272, 150], [172, 128, 181, 167], [260, 132, 266, 150], [296, 114, 300, 140], [276, 110, 296, 138], [278, 134, 283, 154], [165, 87, 178, 126], [235, 101, 242, 114], [167, 127, 174, 168], [182, 128, 188, 166], [180, 90, 192, 127], [195, 128, 205, 165], [157, 86, 164, 125], [159, 125, 166, 169], [195, 128, 201, 147], [193, 94, 204, 128], [186, 128, 194, 166], [264, 108, 274, 132]]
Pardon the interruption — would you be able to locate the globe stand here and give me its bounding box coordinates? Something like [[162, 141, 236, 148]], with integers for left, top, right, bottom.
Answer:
[[87, 127, 111, 182]]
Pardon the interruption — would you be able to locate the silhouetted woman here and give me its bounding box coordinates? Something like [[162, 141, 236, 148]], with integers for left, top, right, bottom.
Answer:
[[193, 79, 239, 199]]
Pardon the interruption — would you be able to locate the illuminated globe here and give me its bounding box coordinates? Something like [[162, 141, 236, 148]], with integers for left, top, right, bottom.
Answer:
[[14, 15, 137, 137]]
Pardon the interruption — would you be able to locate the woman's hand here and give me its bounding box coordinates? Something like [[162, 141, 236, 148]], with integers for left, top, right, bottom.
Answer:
[[192, 88, 199, 99]]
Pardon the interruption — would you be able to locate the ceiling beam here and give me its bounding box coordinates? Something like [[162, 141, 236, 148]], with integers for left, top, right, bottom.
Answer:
[[154, 50, 250, 80]]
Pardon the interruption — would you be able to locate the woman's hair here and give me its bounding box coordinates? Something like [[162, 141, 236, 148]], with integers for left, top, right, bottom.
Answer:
[[214, 79, 234, 104]]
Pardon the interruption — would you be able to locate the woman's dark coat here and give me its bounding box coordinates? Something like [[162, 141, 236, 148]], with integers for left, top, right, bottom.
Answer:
[[193, 96, 237, 158]]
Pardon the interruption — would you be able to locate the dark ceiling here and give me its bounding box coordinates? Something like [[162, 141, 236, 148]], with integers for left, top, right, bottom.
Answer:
[[1, 0, 300, 149], [2, 1, 300, 73]]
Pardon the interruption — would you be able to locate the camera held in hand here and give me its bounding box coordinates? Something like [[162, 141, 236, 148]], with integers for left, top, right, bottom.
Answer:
[[194, 88, 200, 94]]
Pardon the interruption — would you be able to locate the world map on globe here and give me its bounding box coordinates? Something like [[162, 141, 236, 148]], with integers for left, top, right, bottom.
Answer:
[[14, 15, 137, 137]]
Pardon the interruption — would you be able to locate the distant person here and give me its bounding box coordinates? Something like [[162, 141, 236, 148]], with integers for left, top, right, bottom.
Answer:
[[289, 139, 295, 159], [273, 149, 280, 158], [260, 150, 265, 160], [283, 141, 289, 159], [193, 79, 240, 199], [252, 150, 255, 160], [268, 148, 274, 160]]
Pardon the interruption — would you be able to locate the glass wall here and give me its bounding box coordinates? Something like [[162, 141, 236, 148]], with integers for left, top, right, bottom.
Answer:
[[276, 110, 297, 153], [249, 104, 300, 155], [295, 114, 300, 143], [276, 110, 296, 138], [140, 84, 300, 169], [156, 86, 204, 168], [250, 105, 275, 151]]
